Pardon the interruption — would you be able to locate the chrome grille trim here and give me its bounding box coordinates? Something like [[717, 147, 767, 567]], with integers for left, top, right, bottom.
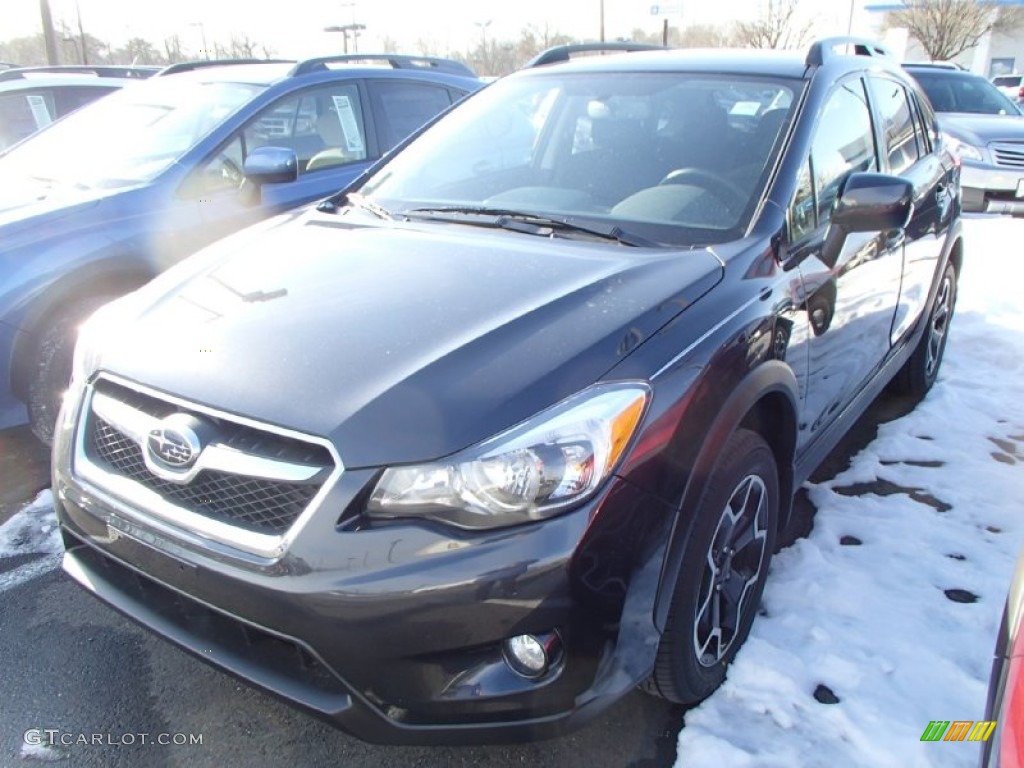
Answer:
[[991, 141, 1024, 169], [91, 391, 326, 485], [72, 373, 345, 560]]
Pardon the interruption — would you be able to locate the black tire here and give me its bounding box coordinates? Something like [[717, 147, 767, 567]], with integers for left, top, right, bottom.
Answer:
[[28, 295, 115, 445], [890, 261, 957, 398], [644, 428, 779, 705]]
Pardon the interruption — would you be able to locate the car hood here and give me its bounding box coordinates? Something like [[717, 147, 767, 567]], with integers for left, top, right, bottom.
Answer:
[[938, 113, 1024, 145], [0, 173, 111, 233], [95, 213, 723, 467]]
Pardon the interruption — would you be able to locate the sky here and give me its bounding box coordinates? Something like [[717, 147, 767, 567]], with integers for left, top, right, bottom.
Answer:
[[3, 216, 1024, 764], [3, 0, 873, 58]]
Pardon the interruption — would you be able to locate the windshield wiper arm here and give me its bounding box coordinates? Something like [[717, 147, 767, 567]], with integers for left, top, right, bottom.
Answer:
[[340, 192, 393, 220], [404, 206, 656, 247]]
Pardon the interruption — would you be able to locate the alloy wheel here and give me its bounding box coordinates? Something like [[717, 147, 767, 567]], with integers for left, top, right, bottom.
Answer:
[[693, 474, 769, 667]]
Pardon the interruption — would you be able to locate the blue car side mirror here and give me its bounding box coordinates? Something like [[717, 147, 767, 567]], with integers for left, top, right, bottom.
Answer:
[[244, 147, 299, 186]]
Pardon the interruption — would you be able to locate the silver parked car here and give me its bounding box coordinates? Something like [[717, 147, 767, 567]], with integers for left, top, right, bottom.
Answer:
[[905, 65, 1024, 216]]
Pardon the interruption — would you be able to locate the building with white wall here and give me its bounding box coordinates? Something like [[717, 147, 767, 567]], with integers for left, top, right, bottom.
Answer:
[[863, 0, 1024, 75]]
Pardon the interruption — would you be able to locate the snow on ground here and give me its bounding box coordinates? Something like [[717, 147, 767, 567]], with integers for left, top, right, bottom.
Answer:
[[0, 489, 62, 593], [676, 215, 1024, 767]]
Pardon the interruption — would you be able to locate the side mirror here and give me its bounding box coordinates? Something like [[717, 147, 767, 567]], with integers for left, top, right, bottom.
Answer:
[[821, 172, 913, 268], [243, 147, 298, 186]]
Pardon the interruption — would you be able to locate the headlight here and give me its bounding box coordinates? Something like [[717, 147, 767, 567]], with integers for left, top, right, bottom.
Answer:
[[366, 383, 650, 529], [942, 134, 984, 163]]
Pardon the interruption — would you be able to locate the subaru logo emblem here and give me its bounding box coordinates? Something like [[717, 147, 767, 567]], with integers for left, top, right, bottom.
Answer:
[[147, 416, 203, 469]]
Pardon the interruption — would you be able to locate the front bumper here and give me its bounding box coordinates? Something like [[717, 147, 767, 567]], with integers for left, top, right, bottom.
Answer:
[[960, 161, 1024, 215], [53, 387, 672, 744]]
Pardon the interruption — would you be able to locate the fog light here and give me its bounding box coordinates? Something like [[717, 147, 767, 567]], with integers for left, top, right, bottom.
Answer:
[[503, 632, 562, 679]]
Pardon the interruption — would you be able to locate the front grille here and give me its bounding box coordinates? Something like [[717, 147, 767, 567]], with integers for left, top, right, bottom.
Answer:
[[992, 142, 1024, 169], [82, 380, 335, 537]]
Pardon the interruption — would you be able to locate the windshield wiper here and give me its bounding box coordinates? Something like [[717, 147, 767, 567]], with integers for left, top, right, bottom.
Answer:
[[404, 206, 656, 247], [333, 192, 393, 220]]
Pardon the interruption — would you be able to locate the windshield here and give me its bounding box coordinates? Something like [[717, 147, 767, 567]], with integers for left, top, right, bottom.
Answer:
[[0, 77, 263, 188], [913, 72, 1022, 115], [358, 71, 797, 246]]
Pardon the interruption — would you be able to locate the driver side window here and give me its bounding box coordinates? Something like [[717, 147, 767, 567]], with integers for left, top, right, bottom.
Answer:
[[191, 84, 369, 196], [789, 79, 877, 241]]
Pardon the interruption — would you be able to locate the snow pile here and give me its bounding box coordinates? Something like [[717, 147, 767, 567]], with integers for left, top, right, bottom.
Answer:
[[676, 216, 1024, 767], [0, 489, 62, 592]]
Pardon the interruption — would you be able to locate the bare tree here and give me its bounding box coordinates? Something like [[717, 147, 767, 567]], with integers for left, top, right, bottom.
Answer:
[[213, 34, 274, 59], [679, 23, 731, 48], [118, 37, 163, 65], [888, 0, 1024, 61], [732, 0, 813, 49], [162, 34, 187, 64], [415, 37, 442, 56]]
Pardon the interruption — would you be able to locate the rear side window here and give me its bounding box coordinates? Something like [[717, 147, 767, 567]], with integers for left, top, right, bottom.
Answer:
[[370, 81, 452, 152], [867, 78, 920, 175], [0, 90, 54, 149], [789, 79, 877, 241]]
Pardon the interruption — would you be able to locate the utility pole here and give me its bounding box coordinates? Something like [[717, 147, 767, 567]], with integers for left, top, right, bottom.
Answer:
[[39, 0, 60, 65], [75, 0, 88, 64]]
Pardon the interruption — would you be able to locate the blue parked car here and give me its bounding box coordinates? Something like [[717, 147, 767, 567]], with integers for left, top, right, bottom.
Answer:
[[0, 55, 480, 442]]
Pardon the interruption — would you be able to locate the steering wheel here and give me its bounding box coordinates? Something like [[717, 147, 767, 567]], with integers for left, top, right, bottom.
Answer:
[[659, 168, 747, 210]]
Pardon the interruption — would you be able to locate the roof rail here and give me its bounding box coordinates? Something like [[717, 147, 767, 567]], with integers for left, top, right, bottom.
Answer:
[[805, 37, 893, 68], [0, 64, 161, 82], [289, 54, 476, 78], [525, 42, 667, 68], [902, 60, 965, 71], [156, 58, 294, 76]]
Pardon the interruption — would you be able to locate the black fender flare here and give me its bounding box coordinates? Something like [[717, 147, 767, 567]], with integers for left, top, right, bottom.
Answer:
[[652, 360, 799, 631]]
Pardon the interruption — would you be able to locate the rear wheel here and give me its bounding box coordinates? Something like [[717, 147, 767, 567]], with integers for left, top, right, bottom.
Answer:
[[891, 261, 957, 398], [28, 295, 115, 445], [645, 428, 778, 704]]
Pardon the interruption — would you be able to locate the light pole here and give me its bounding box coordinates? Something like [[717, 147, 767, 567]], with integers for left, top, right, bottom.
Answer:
[[600, 0, 605, 42], [39, 0, 60, 64], [325, 24, 366, 54]]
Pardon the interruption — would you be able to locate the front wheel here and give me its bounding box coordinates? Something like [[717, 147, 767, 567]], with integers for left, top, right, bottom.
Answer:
[[890, 261, 957, 398], [644, 428, 779, 704], [28, 295, 115, 445]]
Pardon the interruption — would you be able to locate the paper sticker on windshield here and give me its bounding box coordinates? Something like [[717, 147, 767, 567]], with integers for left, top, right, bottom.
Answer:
[[25, 95, 54, 129], [331, 95, 364, 153]]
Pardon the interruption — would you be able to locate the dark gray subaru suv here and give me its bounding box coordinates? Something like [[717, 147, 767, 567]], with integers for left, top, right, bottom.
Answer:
[[53, 38, 962, 744]]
